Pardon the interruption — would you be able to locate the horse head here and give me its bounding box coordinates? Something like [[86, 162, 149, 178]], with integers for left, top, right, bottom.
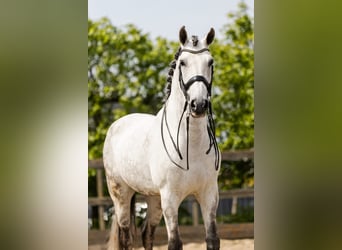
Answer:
[[177, 26, 215, 118], [162, 26, 219, 171]]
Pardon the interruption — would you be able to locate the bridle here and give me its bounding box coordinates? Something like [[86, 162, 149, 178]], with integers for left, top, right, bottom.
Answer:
[[178, 48, 213, 101], [161, 47, 220, 171]]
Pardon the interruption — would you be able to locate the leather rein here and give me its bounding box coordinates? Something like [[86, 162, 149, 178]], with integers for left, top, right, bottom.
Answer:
[[161, 48, 220, 171]]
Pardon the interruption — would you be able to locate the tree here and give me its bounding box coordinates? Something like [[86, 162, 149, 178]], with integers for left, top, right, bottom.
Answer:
[[211, 2, 254, 151], [88, 18, 177, 159], [211, 3, 254, 189]]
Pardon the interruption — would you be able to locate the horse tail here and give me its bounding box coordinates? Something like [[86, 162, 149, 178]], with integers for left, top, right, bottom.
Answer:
[[107, 214, 119, 250], [107, 194, 136, 250], [130, 194, 137, 245]]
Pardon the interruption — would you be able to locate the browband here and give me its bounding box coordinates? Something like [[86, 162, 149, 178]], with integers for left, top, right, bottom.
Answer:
[[179, 48, 209, 55]]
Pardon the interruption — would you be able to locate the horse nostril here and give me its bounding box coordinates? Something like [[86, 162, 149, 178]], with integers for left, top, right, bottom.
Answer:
[[190, 99, 197, 110], [202, 100, 208, 109]]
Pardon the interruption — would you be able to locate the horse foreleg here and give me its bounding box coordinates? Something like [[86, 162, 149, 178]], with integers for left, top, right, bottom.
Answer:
[[106, 176, 135, 250], [198, 185, 220, 250], [141, 196, 162, 250], [160, 190, 183, 250]]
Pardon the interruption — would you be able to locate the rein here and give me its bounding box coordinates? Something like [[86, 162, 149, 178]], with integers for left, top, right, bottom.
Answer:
[[161, 48, 220, 171]]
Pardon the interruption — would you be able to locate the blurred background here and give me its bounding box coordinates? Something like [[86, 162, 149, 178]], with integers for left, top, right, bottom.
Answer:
[[88, 0, 254, 248]]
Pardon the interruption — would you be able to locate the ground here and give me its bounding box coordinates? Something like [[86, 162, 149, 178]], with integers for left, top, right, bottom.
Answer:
[[89, 239, 254, 250]]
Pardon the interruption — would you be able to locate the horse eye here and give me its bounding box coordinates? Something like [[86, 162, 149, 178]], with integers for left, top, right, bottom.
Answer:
[[208, 59, 214, 67], [180, 60, 186, 66]]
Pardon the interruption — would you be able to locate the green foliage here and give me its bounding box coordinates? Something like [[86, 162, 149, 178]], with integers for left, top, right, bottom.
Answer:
[[211, 2, 254, 150], [88, 169, 97, 197], [217, 206, 254, 223], [88, 3, 254, 188], [214, 3, 254, 190], [88, 18, 177, 158], [219, 160, 254, 190]]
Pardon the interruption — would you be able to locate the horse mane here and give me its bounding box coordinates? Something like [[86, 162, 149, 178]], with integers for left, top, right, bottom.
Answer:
[[164, 47, 181, 102], [164, 36, 200, 102]]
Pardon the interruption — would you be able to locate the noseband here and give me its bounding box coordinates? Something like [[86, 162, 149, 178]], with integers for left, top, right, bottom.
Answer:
[[161, 47, 220, 171]]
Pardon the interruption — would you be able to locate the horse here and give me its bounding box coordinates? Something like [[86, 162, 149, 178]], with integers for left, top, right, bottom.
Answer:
[[103, 26, 221, 250]]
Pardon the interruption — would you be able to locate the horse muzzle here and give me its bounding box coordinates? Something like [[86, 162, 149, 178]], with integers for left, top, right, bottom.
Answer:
[[190, 98, 208, 118]]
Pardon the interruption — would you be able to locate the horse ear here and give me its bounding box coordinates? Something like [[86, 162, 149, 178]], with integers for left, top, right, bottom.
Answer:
[[206, 28, 215, 45], [179, 26, 188, 45]]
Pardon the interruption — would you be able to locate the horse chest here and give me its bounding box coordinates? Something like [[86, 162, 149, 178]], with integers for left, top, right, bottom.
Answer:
[[151, 155, 216, 195]]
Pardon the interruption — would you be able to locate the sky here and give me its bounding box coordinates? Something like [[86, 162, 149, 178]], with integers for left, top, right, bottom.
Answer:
[[88, 0, 254, 40]]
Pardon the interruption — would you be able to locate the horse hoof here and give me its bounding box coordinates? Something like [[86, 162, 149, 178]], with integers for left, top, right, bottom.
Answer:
[[168, 238, 183, 250], [206, 237, 220, 250]]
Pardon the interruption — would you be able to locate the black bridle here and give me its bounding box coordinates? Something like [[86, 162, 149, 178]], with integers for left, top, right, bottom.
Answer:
[[161, 48, 220, 171]]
